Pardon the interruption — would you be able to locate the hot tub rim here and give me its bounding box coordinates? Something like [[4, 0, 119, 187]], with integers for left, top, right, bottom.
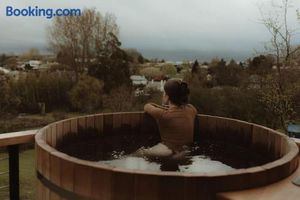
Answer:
[[35, 113, 299, 178]]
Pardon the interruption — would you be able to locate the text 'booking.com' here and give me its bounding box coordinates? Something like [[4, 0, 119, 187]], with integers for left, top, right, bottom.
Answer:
[[6, 6, 81, 19]]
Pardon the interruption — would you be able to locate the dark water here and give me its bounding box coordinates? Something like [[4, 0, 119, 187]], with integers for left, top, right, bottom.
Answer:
[[57, 128, 275, 172]]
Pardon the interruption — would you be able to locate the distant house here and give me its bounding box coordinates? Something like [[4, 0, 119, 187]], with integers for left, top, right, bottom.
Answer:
[[0, 67, 22, 80], [146, 80, 166, 92], [288, 124, 300, 138], [16, 61, 25, 70], [130, 75, 148, 86], [17, 60, 43, 70], [28, 60, 42, 69], [8, 71, 26, 80], [0, 66, 10, 74], [247, 75, 262, 89], [206, 74, 212, 81], [200, 65, 209, 69]]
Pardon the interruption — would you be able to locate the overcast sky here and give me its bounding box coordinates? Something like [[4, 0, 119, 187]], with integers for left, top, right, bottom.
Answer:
[[0, 0, 300, 61]]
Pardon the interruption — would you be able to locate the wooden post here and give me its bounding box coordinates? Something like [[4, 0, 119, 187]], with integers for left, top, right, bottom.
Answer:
[[8, 144, 19, 200]]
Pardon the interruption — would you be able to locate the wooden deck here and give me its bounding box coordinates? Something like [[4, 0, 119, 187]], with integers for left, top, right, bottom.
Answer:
[[217, 139, 300, 200]]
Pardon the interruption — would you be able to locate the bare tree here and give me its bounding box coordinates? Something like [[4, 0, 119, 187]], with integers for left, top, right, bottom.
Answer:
[[20, 48, 41, 61], [259, 0, 300, 73], [48, 8, 119, 81], [258, 0, 300, 133]]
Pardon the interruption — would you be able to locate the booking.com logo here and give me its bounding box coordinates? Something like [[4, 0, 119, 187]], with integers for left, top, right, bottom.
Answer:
[[6, 6, 81, 19]]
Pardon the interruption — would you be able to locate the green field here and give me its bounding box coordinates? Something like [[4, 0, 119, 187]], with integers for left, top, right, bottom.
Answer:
[[0, 149, 35, 200]]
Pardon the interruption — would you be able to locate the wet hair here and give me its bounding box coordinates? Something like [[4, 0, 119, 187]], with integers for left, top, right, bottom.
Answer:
[[164, 79, 190, 106]]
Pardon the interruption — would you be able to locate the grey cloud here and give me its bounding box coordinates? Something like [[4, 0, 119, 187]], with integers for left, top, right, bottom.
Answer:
[[0, 0, 299, 60]]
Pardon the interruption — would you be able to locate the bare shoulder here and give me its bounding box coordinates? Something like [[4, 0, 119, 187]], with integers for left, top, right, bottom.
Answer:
[[186, 104, 198, 114]]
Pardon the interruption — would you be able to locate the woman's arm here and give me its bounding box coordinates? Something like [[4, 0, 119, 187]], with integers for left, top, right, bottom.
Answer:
[[144, 103, 167, 119]]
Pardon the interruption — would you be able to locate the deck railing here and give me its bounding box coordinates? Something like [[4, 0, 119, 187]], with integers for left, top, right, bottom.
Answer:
[[0, 130, 36, 200]]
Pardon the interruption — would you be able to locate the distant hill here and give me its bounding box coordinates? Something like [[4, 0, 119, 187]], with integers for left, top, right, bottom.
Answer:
[[0, 44, 254, 62], [139, 48, 253, 62]]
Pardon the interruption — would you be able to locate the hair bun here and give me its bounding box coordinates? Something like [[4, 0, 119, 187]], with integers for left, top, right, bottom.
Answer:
[[180, 81, 189, 95], [164, 79, 190, 105]]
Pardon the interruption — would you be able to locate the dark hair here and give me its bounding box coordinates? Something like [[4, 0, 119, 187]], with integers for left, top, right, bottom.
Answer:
[[164, 79, 190, 106]]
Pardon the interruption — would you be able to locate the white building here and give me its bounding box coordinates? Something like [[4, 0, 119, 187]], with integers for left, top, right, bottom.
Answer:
[[0, 66, 10, 74], [17, 60, 43, 70], [130, 75, 148, 86], [146, 80, 166, 92], [29, 60, 42, 69]]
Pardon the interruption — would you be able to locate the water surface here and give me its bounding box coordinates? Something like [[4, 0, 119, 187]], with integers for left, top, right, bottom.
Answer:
[[57, 129, 275, 172], [99, 155, 234, 173]]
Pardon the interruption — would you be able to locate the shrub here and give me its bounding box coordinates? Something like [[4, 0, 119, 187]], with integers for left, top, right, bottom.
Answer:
[[189, 85, 268, 126], [161, 64, 177, 76], [10, 71, 75, 113], [102, 85, 134, 112], [69, 75, 104, 112], [51, 111, 67, 121], [140, 67, 163, 79], [0, 73, 20, 114]]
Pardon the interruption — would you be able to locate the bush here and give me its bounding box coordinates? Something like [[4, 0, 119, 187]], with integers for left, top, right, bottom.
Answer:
[[51, 111, 67, 121], [102, 85, 134, 112], [49, 63, 72, 72], [0, 73, 20, 114], [161, 64, 177, 76], [133, 88, 163, 110], [69, 75, 104, 112], [140, 67, 163, 79], [10, 71, 75, 113], [189, 85, 268, 126]]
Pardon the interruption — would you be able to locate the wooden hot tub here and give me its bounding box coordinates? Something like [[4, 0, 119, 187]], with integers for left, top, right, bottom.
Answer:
[[35, 112, 299, 200]]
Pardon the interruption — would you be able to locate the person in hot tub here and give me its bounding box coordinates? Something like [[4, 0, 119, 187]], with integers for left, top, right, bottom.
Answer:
[[136, 79, 197, 158]]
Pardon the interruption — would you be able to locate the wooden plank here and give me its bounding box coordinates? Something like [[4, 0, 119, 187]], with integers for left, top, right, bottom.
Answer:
[[50, 152, 61, 187], [73, 164, 92, 198], [112, 172, 135, 200], [49, 191, 61, 200], [70, 118, 78, 134], [78, 117, 87, 130], [135, 174, 159, 200], [60, 156, 75, 192], [62, 120, 71, 137], [113, 114, 122, 130], [94, 115, 104, 134], [36, 179, 44, 200], [91, 168, 112, 200], [46, 127, 52, 146], [56, 123, 63, 142], [40, 147, 51, 180], [103, 114, 113, 134], [159, 176, 185, 200], [51, 124, 57, 148], [0, 129, 37, 147], [252, 125, 269, 154], [86, 116, 95, 129]]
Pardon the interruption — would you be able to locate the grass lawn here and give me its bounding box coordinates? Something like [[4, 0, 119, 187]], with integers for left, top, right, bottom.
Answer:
[[0, 111, 102, 134], [0, 149, 35, 200]]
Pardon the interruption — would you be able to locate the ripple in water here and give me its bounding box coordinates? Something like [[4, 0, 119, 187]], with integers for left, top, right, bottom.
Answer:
[[98, 155, 234, 173]]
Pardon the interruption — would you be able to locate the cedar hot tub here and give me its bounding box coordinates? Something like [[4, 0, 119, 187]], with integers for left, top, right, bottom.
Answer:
[[35, 112, 299, 200]]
